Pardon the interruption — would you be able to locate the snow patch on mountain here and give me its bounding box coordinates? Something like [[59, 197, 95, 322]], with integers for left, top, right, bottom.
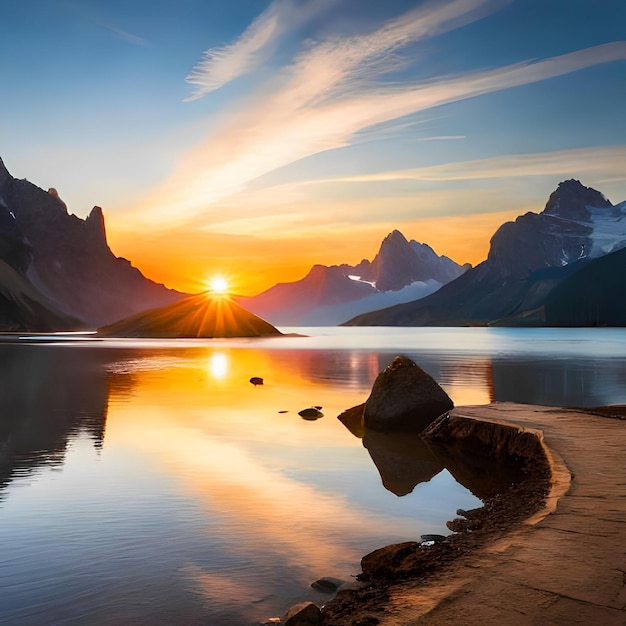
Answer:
[[348, 275, 376, 288], [588, 201, 626, 257]]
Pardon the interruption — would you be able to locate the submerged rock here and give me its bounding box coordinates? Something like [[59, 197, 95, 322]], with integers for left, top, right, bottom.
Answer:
[[363, 356, 453, 433], [299, 408, 324, 420], [311, 577, 342, 593], [420, 534, 447, 544], [250, 377, 264, 386]]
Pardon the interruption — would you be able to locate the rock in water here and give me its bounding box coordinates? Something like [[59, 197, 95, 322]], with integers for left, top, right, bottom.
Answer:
[[249, 377, 264, 386], [298, 407, 324, 420], [283, 601, 322, 625], [363, 356, 453, 433]]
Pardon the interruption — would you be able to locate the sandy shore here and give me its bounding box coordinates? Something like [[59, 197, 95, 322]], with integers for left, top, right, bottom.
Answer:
[[320, 402, 626, 625]]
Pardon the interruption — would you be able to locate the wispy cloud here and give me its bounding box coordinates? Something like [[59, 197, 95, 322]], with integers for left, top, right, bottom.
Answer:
[[313, 145, 626, 184], [99, 22, 150, 46], [185, 0, 339, 100], [185, 1, 283, 100], [126, 0, 626, 231]]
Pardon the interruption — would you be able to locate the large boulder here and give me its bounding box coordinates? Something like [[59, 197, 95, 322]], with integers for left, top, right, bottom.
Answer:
[[363, 356, 453, 433]]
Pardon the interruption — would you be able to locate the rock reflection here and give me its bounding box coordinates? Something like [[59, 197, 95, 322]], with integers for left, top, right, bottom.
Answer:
[[338, 405, 444, 496], [0, 345, 109, 495], [362, 430, 444, 496]]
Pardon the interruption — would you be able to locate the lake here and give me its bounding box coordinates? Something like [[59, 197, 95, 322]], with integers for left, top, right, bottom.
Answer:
[[1, 327, 625, 624]]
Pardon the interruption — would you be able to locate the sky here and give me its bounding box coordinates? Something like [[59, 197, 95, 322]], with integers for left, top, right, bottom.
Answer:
[[1, 0, 625, 295]]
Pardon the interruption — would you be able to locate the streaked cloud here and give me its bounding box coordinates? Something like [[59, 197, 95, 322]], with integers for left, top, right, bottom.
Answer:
[[311, 145, 626, 184], [127, 37, 626, 230], [185, 1, 283, 99], [185, 0, 339, 100]]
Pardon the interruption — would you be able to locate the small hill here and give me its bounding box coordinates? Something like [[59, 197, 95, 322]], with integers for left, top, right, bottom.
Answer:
[[99, 293, 282, 338]]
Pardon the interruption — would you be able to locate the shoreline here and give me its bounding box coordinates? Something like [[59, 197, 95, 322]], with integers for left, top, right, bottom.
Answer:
[[314, 402, 624, 625]]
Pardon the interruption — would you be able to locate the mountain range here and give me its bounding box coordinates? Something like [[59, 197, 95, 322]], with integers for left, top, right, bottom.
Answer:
[[345, 180, 626, 327], [239, 230, 469, 325], [2, 152, 624, 332], [0, 157, 183, 330]]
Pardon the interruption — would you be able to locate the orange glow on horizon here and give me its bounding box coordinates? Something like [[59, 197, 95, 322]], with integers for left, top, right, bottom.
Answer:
[[106, 208, 521, 296]]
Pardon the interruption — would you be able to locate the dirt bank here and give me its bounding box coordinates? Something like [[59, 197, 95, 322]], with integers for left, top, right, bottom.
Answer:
[[320, 402, 625, 625]]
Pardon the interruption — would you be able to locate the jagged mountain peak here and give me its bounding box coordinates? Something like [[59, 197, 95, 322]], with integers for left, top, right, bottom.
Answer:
[[381, 229, 409, 245], [0, 156, 183, 328], [543, 179, 612, 220]]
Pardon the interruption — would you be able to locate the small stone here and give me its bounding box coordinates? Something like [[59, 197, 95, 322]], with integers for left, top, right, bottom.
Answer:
[[283, 601, 322, 625], [456, 507, 483, 519], [278, 410, 288, 413], [250, 377, 264, 386], [360, 542, 419, 580], [299, 408, 324, 420]]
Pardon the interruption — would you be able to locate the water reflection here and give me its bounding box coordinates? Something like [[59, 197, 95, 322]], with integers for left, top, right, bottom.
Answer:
[[491, 357, 626, 407], [0, 345, 108, 495], [362, 430, 444, 497], [1, 328, 625, 624]]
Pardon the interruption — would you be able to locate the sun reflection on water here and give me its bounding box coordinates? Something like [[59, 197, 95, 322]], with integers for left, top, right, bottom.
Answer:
[[207, 352, 229, 379]]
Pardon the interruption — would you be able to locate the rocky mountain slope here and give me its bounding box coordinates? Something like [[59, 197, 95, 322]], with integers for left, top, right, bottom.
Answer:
[[0, 157, 183, 329], [345, 180, 626, 327], [239, 230, 468, 325]]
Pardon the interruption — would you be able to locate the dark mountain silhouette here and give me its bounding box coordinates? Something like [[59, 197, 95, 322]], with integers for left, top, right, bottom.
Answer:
[[0, 257, 81, 331], [0, 157, 184, 329], [544, 246, 626, 326], [239, 230, 468, 325], [345, 180, 626, 327], [99, 293, 282, 338]]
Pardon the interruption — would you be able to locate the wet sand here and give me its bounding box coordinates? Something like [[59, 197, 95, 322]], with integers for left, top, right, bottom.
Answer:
[[322, 402, 626, 625]]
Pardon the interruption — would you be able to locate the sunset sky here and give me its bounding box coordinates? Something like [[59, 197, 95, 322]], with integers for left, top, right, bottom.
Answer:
[[2, 0, 625, 295]]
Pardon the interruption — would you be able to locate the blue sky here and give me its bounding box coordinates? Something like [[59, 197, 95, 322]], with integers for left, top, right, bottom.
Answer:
[[1, 0, 625, 293]]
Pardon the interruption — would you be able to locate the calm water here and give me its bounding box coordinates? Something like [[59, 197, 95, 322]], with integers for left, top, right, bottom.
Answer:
[[1, 327, 625, 624]]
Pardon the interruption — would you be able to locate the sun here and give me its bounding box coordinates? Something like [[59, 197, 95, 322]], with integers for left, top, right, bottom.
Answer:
[[207, 274, 230, 294]]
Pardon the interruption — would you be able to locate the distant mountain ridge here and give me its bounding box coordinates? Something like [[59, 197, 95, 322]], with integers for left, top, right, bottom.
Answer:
[[239, 229, 469, 325], [345, 180, 626, 327], [0, 157, 184, 329]]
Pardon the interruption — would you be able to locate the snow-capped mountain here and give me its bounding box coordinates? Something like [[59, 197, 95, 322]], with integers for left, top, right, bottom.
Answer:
[[488, 180, 625, 279], [239, 230, 469, 326], [346, 180, 626, 327]]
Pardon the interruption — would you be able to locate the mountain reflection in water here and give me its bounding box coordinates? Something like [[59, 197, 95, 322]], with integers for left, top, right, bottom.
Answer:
[[1, 327, 625, 624]]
